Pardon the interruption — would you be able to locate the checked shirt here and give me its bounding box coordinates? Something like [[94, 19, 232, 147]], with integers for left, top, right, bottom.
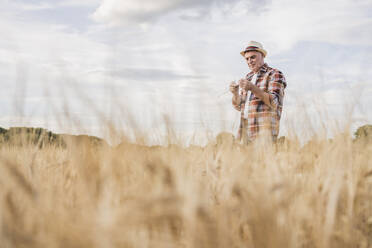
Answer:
[[233, 63, 286, 142]]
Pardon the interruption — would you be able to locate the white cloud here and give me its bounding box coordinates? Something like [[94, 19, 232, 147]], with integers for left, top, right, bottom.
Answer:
[[60, 0, 101, 7], [92, 0, 372, 51], [16, 2, 55, 11], [0, 8, 112, 124], [4, 0, 100, 11], [93, 0, 178, 26], [92, 0, 246, 26], [260, 0, 372, 49]]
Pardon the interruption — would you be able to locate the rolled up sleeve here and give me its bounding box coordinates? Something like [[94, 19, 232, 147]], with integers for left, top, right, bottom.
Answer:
[[267, 70, 286, 110]]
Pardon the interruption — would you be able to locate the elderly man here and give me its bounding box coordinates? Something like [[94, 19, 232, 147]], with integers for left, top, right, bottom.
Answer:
[[230, 41, 287, 143]]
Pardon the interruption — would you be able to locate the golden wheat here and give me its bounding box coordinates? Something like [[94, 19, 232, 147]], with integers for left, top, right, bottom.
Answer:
[[0, 128, 371, 248]]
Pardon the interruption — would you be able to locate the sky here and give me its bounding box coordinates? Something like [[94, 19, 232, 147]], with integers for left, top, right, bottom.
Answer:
[[1, 0, 371, 145]]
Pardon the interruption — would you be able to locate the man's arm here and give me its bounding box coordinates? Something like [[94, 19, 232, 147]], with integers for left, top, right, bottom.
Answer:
[[230, 82, 242, 111], [267, 70, 286, 110], [239, 71, 286, 110], [232, 93, 241, 111], [248, 84, 272, 108]]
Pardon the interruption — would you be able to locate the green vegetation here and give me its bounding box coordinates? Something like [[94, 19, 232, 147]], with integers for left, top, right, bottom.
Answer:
[[354, 124, 372, 141], [1, 124, 371, 149], [0, 127, 108, 148]]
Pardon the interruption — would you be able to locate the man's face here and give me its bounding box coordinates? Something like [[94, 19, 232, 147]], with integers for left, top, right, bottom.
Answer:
[[244, 51, 264, 73]]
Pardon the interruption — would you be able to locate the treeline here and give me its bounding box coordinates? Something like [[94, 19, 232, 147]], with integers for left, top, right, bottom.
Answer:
[[0, 124, 371, 149], [0, 127, 107, 148], [354, 124, 372, 141]]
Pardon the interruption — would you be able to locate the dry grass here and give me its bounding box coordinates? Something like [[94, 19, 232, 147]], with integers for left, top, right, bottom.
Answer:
[[0, 128, 372, 248]]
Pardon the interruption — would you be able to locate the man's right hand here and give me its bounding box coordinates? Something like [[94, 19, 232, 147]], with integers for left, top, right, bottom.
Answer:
[[229, 81, 239, 95]]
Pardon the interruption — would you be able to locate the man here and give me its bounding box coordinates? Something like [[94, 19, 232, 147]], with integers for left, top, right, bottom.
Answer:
[[229, 41, 286, 143]]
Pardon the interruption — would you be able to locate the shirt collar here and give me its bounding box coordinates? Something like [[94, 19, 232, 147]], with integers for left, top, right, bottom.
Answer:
[[247, 63, 269, 77]]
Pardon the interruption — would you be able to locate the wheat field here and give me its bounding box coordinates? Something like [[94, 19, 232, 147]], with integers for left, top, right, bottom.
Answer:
[[0, 124, 371, 248]]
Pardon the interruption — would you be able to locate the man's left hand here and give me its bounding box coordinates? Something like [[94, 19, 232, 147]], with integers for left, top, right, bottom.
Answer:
[[238, 79, 253, 92]]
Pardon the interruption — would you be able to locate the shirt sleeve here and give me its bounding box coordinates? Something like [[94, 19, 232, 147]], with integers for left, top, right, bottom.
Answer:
[[267, 70, 286, 110]]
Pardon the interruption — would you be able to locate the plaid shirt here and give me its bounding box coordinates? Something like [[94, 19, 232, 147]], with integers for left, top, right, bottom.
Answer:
[[233, 63, 286, 142]]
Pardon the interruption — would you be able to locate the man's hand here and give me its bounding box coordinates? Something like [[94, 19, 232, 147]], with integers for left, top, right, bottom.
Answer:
[[230, 81, 241, 111], [238, 79, 253, 92], [240, 79, 274, 108], [229, 81, 239, 95]]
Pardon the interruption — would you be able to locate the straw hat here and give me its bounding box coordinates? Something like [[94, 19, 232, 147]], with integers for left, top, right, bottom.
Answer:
[[240, 41, 267, 57]]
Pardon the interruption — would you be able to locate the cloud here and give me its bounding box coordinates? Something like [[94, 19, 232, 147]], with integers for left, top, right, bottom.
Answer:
[[15, 2, 55, 11], [92, 0, 255, 26], [92, 0, 372, 53], [0, 7, 111, 121], [103, 68, 206, 81], [257, 0, 372, 50], [7, 0, 100, 11], [59, 0, 101, 7]]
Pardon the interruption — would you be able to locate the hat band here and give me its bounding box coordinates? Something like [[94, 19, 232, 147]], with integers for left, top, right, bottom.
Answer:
[[245, 46, 260, 52]]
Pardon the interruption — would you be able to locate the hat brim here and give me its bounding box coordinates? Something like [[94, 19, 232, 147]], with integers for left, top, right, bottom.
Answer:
[[240, 48, 267, 57]]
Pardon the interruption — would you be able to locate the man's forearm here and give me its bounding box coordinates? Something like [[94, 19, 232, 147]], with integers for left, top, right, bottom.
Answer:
[[249, 84, 273, 108], [232, 94, 241, 111]]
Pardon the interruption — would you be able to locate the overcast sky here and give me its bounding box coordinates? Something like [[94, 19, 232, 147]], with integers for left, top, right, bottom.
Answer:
[[1, 0, 371, 144]]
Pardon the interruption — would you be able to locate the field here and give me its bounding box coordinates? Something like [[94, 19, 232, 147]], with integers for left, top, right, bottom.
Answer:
[[0, 127, 372, 248]]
